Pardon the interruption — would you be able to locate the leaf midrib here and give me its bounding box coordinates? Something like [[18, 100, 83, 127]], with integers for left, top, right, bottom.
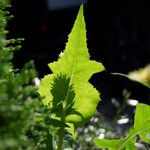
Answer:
[[118, 126, 150, 150], [63, 21, 82, 114]]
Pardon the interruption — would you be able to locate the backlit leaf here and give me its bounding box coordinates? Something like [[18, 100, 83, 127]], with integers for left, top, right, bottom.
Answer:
[[38, 5, 104, 126]]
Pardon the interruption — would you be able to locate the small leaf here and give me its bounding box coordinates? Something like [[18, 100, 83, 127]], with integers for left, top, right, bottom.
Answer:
[[112, 72, 150, 89], [46, 117, 69, 136], [50, 126, 59, 137], [51, 74, 75, 108], [50, 74, 75, 117], [66, 123, 78, 140]]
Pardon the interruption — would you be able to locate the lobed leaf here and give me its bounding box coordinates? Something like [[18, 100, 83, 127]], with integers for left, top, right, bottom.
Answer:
[[38, 5, 104, 126]]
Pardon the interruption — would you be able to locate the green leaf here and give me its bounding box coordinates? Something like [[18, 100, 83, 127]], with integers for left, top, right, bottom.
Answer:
[[112, 72, 150, 89], [38, 5, 104, 126], [94, 130, 136, 150], [45, 117, 69, 136], [50, 74, 75, 118], [94, 104, 150, 149], [66, 123, 78, 140], [134, 104, 150, 143]]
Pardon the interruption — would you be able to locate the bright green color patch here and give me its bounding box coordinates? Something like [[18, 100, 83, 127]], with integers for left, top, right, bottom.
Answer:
[[94, 130, 136, 150], [134, 104, 150, 143], [94, 103, 150, 149], [38, 5, 104, 126]]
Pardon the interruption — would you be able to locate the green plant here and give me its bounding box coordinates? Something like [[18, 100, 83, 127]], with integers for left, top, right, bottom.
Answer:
[[1, 1, 149, 149], [0, 1, 47, 149], [38, 5, 104, 150], [38, 4, 150, 150]]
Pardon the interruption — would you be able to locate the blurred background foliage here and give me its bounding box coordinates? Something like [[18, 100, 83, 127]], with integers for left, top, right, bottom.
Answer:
[[0, 1, 53, 149]]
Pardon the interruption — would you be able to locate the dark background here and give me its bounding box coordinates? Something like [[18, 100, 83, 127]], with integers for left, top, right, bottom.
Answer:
[[7, 0, 150, 119], [8, 0, 150, 77]]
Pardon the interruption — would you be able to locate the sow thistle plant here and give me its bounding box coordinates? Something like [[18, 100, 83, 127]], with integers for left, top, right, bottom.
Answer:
[[38, 5, 105, 149], [39, 5, 150, 150]]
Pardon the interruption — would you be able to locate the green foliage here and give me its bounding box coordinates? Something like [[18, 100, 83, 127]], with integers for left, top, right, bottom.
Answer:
[[94, 104, 150, 149], [0, 1, 51, 149], [39, 5, 104, 126], [134, 104, 150, 143], [38, 5, 104, 149], [1, 1, 149, 149]]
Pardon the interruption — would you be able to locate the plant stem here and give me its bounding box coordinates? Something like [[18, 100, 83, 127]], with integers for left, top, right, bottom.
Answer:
[[57, 85, 70, 150], [57, 124, 65, 150]]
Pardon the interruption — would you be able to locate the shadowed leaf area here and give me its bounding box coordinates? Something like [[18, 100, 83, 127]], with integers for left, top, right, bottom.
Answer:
[[50, 74, 75, 117]]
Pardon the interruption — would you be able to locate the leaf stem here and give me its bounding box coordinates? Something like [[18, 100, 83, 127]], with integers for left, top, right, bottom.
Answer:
[[57, 125, 65, 150], [57, 105, 66, 150]]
